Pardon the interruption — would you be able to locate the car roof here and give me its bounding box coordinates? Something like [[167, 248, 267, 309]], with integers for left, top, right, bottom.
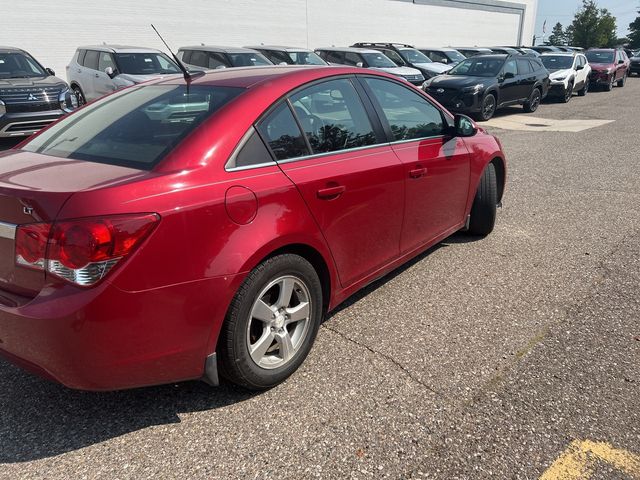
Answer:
[[244, 45, 313, 53], [416, 47, 459, 52], [0, 46, 27, 54], [315, 47, 381, 54], [587, 48, 616, 51], [466, 54, 508, 59], [78, 45, 164, 54], [540, 52, 576, 56], [179, 45, 261, 54]]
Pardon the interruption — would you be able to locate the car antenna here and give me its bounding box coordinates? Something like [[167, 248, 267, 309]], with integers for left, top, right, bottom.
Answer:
[[151, 24, 203, 83]]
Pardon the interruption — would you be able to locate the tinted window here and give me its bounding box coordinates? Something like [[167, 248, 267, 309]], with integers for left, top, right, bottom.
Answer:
[[22, 85, 244, 169], [188, 50, 210, 68], [290, 78, 377, 154], [263, 50, 292, 65], [364, 77, 445, 141], [344, 52, 362, 66], [449, 57, 504, 77], [323, 51, 344, 64], [0, 52, 46, 78], [257, 103, 309, 160], [287, 51, 326, 65], [98, 52, 115, 72], [426, 51, 447, 63], [77, 49, 87, 66], [540, 55, 574, 70], [228, 52, 272, 67], [205, 52, 227, 69], [384, 50, 406, 65], [114, 53, 180, 75], [517, 59, 532, 74], [503, 59, 517, 76], [84, 50, 100, 70], [232, 128, 274, 168]]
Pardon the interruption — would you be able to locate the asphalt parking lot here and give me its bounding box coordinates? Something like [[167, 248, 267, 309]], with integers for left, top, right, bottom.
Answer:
[[1, 80, 639, 479]]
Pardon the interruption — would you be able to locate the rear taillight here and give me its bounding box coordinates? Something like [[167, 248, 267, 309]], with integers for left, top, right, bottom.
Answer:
[[15, 214, 159, 286]]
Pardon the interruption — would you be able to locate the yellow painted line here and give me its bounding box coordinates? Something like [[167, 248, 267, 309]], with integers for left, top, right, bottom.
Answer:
[[540, 439, 640, 480]]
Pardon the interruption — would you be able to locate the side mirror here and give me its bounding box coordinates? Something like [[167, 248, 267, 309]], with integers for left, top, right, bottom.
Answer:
[[576, 64, 584, 70], [45, 68, 55, 76], [356, 62, 364, 68], [214, 65, 227, 70], [105, 66, 116, 78], [453, 114, 477, 137], [503, 71, 515, 79]]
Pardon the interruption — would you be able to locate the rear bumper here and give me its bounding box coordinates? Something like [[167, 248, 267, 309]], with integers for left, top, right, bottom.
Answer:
[[0, 110, 65, 138], [0, 274, 240, 390]]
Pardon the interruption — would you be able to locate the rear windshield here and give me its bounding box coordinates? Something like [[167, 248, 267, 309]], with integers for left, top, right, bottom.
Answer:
[[115, 52, 180, 75], [21, 84, 244, 169]]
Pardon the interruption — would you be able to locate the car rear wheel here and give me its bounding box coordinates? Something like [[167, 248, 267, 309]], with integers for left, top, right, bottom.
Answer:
[[561, 81, 573, 103], [523, 88, 541, 113], [218, 254, 323, 390], [617, 72, 627, 87], [475, 93, 496, 122], [578, 79, 589, 96], [72, 85, 86, 106], [467, 163, 498, 236]]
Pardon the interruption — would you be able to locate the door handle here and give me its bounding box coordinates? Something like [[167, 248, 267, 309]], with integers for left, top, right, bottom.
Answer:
[[409, 167, 427, 178], [316, 185, 346, 199], [95, 73, 100, 78]]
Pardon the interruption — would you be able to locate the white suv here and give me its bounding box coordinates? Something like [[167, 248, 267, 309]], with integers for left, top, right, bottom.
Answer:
[[66, 45, 181, 104], [540, 52, 591, 102]]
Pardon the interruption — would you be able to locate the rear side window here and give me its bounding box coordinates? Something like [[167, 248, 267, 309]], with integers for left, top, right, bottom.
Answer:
[[363, 77, 445, 141], [77, 49, 87, 65], [325, 51, 344, 64], [84, 50, 100, 70], [257, 103, 310, 161], [290, 78, 378, 154], [22, 85, 244, 169], [517, 59, 532, 74], [344, 52, 362, 66]]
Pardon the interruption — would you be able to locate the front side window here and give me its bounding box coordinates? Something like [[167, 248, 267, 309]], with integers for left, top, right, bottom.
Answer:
[[0, 52, 46, 78], [21, 85, 244, 169], [98, 52, 116, 72], [449, 57, 504, 77], [503, 60, 517, 76], [364, 77, 445, 141], [114, 53, 180, 75], [228, 52, 272, 67], [257, 103, 309, 160], [290, 78, 377, 154]]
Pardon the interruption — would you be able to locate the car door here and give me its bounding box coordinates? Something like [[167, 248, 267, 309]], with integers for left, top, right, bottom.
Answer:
[[498, 59, 520, 104], [360, 76, 471, 253], [94, 52, 117, 99], [257, 77, 405, 287], [516, 58, 535, 99], [81, 50, 100, 100]]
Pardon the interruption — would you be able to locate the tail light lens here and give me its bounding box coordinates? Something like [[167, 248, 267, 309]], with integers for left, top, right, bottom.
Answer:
[[15, 214, 159, 286]]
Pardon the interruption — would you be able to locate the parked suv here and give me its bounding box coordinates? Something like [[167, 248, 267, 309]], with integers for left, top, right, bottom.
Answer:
[[586, 48, 630, 90], [350, 43, 451, 79], [540, 52, 591, 102], [423, 54, 549, 121], [178, 46, 273, 70], [417, 47, 466, 66], [315, 47, 424, 85], [630, 52, 640, 76], [454, 47, 493, 58], [245, 46, 327, 66], [67, 45, 181, 104], [0, 46, 76, 137]]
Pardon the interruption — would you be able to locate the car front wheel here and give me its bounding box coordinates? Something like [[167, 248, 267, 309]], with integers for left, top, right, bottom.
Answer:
[[72, 85, 86, 106], [475, 93, 496, 121], [467, 162, 498, 236], [218, 254, 323, 390], [578, 79, 589, 96]]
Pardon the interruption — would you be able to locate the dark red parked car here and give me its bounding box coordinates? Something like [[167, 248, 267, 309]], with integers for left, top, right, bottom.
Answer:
[[0, 66, 506, 390], [586, 48, 630, 91]]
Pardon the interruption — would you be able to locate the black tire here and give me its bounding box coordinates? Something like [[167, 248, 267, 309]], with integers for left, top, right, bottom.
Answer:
[[577, 79, 589, 96], [523, 88, 541, 113], [467, 163, 498, 236], [475, 93, 496, 122], [218, 254, 323, 390], [71, 85, 86, 106], [561, 81, 573, 103], [617, 72, 627, 88], [604, 75, 614, 91]]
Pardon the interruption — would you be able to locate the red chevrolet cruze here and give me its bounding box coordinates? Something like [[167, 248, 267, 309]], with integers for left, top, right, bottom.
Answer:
[[0, 66, 506, 390]]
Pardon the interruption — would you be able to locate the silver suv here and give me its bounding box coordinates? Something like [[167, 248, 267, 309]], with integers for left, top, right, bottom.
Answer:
[[66, 45, 181, 104], [177, 46, 273, 69]]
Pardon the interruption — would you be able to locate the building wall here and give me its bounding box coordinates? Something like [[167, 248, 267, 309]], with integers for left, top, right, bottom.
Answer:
[[1, 0, 537, 81]]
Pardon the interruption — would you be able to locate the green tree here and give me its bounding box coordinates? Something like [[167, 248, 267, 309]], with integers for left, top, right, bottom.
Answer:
[[548, 22, 567, 45], [629, 6, 640, 49], [566, 0, 617, 48]]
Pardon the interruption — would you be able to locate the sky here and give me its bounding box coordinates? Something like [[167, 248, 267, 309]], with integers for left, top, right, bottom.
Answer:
[[535, 0, 638, 41]]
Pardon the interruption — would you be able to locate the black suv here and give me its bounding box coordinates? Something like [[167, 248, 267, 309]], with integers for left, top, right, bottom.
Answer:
[[0, 46, 76, 138], [351, 42, 452, 78], [423, 54, 550, 121]]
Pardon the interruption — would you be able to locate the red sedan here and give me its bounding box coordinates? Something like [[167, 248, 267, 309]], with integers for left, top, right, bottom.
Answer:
[[0, 66, 506, 390]]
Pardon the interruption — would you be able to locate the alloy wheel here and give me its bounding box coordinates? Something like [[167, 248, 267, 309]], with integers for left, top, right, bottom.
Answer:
[[482, 95, 496, 120], [246, 275, 312, 369]]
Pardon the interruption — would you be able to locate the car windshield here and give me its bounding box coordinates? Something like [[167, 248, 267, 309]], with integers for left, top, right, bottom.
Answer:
[[114, 53, 181, 75], [21, 85, 244, 169], [0, 52, 47, 78], [540, 55, 574, 70], [586, 51, 615, 63], [445, 50, 466, 62], [287, 51, 326, 65], [448, 57, 504, 77], [228, 52, 272, 67], [361, 52, 397, 68], [399, 48, 432, 64]]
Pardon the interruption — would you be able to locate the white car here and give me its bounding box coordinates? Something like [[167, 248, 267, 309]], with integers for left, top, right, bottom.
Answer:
[[314, 47, 425, 86], [539, 52, 591, 102], [67, 45, 181, 104]]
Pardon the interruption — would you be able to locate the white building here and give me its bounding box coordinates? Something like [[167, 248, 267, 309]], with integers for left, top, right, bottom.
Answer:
[[3, 0, 537, 79]]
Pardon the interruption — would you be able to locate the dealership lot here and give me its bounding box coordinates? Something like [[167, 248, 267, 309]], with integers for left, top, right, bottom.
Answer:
[[0, 78, 639, 480]]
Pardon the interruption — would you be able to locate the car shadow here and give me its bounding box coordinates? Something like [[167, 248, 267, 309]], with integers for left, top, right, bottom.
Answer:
[[0, 231, 473, 463]]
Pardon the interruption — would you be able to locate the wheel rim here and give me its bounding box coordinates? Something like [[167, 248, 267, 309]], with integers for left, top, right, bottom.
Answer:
[[584, 81, 589, 94], [530, 91, 540, 110], [246, 275, 312, 370], [483, 96, 495, 119], [565, 85, 572, 102], [73, 87, 85, 105]]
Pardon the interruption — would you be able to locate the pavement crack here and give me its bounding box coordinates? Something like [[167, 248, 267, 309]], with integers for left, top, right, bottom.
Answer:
[[321, 323, 448, 400]]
